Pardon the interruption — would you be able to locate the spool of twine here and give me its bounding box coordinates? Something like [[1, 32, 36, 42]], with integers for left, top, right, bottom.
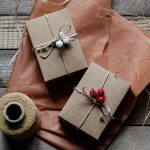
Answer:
[[0, 92, 40, 140]]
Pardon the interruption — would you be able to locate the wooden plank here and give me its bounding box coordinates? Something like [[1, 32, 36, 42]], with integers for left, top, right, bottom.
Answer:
[[0, 88, 6, 96], [0, 0, 150, 16], [0, 16, 149, 49], [112, 0, 150, 16], [126, 90, 150, 125], [0, 1, 150, 149], [108, 126, 150, 150], [0, 87, 150, 150], [0, 131, 56, 150], [0, 126, 150, 150], [0, 0, 34, 15], [0, 50, 16, 87], [126, 16, 150, 31], [0, 16, 28, 49]]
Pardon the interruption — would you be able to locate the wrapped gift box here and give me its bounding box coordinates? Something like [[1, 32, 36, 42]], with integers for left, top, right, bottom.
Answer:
[[59, 62, 130, 140], [26, 9, 87, 83]]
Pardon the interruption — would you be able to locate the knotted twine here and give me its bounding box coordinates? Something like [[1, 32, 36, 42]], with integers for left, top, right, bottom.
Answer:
[[75, 72, 113, 130], [34, 14, 78, 74], [0, 92, 40, 140]]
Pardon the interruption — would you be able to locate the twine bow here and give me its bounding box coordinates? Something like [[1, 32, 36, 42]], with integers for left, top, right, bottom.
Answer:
[[34, 18, 78, 59], [75, 72, 114, 129]]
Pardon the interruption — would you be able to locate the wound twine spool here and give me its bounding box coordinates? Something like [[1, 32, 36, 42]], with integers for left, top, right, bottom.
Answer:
[[0, 92, 40, 140]]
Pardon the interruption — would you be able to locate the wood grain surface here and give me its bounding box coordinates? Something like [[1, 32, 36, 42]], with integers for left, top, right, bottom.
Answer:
[[0, 0, 150, 16], [0, 0, 150, 149]]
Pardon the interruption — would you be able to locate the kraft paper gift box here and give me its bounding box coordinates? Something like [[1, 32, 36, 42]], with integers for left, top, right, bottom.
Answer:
[[59, 62, 130, 140], [26, 9, 87, 83]]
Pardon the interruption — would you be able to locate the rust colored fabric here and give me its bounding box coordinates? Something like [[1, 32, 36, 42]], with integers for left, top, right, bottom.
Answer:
[[7, 0, 150, 149]]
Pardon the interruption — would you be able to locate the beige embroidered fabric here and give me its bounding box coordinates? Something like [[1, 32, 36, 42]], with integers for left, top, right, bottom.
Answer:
[[7, 0, 150, 149]]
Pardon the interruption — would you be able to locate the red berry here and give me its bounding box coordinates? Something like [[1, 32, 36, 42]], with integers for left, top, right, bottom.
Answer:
[[97, 96, 105, 104], [97, 89, 104, 96], [90, 89, 97, 98]]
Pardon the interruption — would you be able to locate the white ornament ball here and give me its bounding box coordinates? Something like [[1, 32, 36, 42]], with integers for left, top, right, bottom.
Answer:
[[55, 40, 64, 48], [59, 32, 65, 39], [63, 37, 70, 45]]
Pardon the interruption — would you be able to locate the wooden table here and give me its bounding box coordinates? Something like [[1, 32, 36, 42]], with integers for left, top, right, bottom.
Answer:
[[0, 0, 150, 149]]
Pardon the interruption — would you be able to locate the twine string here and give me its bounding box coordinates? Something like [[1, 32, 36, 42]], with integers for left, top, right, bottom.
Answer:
[[59, 47, 70, 74], [77, 104, 96, 130], [75, 72, 112, 129]]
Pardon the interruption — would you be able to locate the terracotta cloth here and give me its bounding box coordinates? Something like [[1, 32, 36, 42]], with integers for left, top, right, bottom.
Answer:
[[7, 0, 150, 149]]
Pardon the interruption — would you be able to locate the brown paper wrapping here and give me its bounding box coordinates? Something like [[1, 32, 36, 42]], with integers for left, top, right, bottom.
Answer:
[[7, 0, 150, 149], [26, 9, 87, 83], [60, 62, 130, 140]]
